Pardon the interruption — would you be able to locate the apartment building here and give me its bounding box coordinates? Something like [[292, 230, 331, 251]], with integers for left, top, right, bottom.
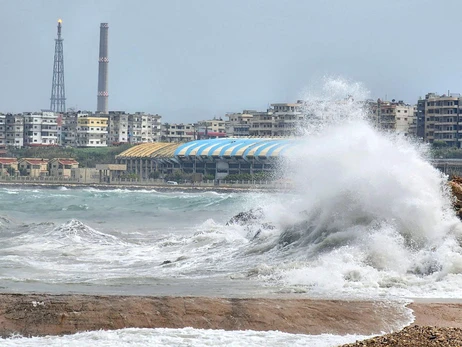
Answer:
[[59, 112, 78, 147], [369, 99, 416, 136], [225, 113, 253, 137], [0, 114, 5, 147], [151, 114, 162, 141], [225, 102, 306, 137], [249, 111, 275, 137], [108, 111, 128, 145], [108, 112, 162, 145], [419, 93, 462, 147], [5, 114, 23, 148], [76, 113, 108, 147], [23, 112, 59, 146], [161, 123, 195, 142], [128, 112, 154, 144], [193, 118, 227, 139], [271, 101, 306, 136]]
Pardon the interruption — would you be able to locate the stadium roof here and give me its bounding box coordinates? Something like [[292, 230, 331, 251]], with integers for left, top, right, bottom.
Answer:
[[116, 138, 299, 161], [116, 142, 181, 158], [174, 138, 298, 160]]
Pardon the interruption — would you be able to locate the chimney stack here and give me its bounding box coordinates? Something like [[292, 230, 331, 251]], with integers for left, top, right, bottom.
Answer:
[[97, 23, 109, 113]]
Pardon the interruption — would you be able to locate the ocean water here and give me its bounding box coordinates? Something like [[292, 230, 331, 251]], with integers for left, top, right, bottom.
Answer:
[[3, 79, 462, 345]]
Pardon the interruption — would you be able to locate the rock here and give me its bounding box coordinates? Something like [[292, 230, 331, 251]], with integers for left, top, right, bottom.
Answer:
[[0, 294, 410, 338], [340, 325, 462, 347], [449, 176, 462, 220], [226, 208, 264, 226]]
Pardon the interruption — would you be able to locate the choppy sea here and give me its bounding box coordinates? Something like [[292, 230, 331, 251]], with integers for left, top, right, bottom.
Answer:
[[3, 79, 462, 345]]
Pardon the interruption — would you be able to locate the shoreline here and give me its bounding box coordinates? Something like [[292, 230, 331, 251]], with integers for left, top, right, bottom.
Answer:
[[0, 181, 281, 193], [0, 293, 461, 339]]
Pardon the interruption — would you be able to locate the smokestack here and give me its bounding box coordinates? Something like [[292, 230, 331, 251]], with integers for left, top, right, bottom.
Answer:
[[97, 23, 109, 113]]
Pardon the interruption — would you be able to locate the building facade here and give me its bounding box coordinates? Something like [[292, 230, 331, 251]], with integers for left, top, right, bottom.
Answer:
[[49, 158, 79, 177], [23, 112, 59, 146], [76, 113, 108, 147], [5, 114, 24, 148], [370, 99, 416, 137], [225, 113, 253, 137], [420, 93, 462, 147], [161, 123, 196, 142], [108, 112, 162, 145]]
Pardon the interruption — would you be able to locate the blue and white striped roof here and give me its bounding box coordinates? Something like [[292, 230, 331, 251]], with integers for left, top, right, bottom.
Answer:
[[174, 138, 297, 160]]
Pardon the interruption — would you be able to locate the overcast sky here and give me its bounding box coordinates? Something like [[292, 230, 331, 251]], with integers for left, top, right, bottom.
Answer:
[[1, 0, 461, 122]]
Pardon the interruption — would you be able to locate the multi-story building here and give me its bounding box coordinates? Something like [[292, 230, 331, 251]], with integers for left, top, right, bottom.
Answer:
[[108, 111, 128, 145], [108, 112, 162, 145], [128, 112, 152, 144], [193, 118, 227, 139], [161, 123, 195, 142], [271, 101, 306, 136], [225, 112, 253, 137], [0, 114, 5, 147], [249, 111, 275, 137], [420, 93, 462, 147], [59, 112, 78, 147], [370, 99, 416, 137], [416, 98, 426, 140], [226, 101, 306, 137], [76, 113, 108, 147], [23, 112, 59, 146], [151, 114, 162, 141], [5, 114, 23, 148]]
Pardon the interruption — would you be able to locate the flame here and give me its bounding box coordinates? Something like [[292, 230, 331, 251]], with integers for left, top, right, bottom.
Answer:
[[58, 19, 62, 23]]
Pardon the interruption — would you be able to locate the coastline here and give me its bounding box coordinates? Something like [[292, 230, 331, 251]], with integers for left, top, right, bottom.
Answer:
[[0, 181, 281, 194], [0, 293, 460, 339]]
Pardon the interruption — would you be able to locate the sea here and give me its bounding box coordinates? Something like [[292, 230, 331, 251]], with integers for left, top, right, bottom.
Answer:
[[2, 79, 462, 346]]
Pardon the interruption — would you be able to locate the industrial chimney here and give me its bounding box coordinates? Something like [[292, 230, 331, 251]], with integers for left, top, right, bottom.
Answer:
[[97, 23, 109, 113]]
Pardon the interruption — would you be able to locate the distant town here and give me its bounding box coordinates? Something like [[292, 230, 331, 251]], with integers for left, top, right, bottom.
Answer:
[[0, 92, 457, 149], [1, 18, 460, 185]]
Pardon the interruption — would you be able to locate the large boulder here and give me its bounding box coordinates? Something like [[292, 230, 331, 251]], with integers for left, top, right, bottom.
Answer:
[[449, 176, 462, 219]]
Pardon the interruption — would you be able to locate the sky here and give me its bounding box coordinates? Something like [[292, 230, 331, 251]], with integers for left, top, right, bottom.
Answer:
[[1, 0, 462, 122]]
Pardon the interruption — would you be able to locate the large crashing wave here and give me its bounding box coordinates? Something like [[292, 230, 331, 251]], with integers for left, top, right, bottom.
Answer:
[[240, 78, 462, 297]]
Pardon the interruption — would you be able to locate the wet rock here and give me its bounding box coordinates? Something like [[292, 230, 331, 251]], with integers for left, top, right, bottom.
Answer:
[[226, 208, 265, 226], [449, 176, 462, 220]]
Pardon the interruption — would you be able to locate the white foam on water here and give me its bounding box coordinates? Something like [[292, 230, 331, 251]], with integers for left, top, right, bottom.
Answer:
[[238, 78, 462, 299], [2, 327, 374, 347]]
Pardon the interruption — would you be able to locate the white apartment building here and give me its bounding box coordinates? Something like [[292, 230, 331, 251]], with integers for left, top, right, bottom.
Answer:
[[76, 113, 108, 147], [128, 112, 153, 144], [23, 112, 59, 146], [5, 114, 24, 148], [271, 102, 306, 136], [226, 102, 306, 137], [108, 112, 162, 145], [420, 93, 462, 146], [370, 99, 416, 137], [108, 111, 128, 145]]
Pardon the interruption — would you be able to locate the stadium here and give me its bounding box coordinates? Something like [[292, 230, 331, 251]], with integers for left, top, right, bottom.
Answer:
[[115, 138, 298, 179]]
